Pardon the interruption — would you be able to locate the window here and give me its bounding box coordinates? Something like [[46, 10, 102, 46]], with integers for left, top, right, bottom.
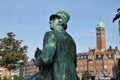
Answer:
[[77, 56, 80, 59], [90, 61, 93, 63], [97, 29, 100, 31], [81, 56, 83, 59], [84, 56, 86, 59], [98, 55, 101, 58], [102, 29, 104, 31], [89, 56, 92, 59], [97, 34, 100, 37], [104, 65, 108, 69], [96, 66, 99, 69], [108, 54, 111, 58], [90, 66, 93, 70]]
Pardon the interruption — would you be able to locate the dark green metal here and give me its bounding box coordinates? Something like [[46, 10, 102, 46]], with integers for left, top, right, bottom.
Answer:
[[24, 10, 79, 80]]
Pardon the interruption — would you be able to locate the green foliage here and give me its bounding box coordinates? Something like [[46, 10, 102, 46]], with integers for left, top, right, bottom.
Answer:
[[14, 75, 23, 80], [0, 32, 28, 71], [82, 71, 91, 80], [2, 76, 9, 80]]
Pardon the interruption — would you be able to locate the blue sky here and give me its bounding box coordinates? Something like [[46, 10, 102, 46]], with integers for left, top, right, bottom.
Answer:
[[0, 0, 120, 60]]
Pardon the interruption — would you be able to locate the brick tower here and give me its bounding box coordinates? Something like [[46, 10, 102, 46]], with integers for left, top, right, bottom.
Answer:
[[96, 21, 106, 52]]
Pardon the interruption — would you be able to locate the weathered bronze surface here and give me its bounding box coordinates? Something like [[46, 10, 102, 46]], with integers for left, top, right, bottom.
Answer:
[[24, 10, 79, 80]]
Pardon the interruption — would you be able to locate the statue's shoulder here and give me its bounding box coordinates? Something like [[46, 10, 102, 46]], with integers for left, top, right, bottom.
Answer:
[[44, 31, 56, 38], [45, 31, 55, 35]]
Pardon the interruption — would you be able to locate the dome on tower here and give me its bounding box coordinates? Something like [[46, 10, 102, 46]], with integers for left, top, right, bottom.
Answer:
[[96, 21, 105, 28]]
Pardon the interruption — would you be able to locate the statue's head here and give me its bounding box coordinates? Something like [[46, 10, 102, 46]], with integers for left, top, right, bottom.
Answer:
[[50, 10, 70, 30]]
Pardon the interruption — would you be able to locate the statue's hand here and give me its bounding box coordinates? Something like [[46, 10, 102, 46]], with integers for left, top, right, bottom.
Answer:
[[34, 59, 40, 67], [31, 58, 39, 67], [32, 57, 41, 67], [34, 47, 42, 59], [32, 58, 35, 63]]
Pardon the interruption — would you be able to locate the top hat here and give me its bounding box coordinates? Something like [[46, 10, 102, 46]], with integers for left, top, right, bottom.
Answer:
[[50, 10, 70, 29]]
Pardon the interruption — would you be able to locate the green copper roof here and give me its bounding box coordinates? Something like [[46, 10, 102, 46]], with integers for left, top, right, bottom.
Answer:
[[96, 21, 105, 28]]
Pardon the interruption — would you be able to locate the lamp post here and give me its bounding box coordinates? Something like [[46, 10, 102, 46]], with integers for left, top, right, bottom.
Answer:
[[18, 60, 25, 78], [0, 56, 2, 59]]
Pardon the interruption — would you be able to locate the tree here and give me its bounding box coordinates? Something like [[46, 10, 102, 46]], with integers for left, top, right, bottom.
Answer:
[[2, 76, 9, 80], [82, 71, 91, 80], [14, 75, 24, 80], [0, 32, 28, 72]]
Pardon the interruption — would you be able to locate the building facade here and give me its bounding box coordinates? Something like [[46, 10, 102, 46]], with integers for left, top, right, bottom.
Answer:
[[76, 21, 120, 80], [25, 59, 39, 77], [0, 67, 10, 79], [0, 60, 39, 79]]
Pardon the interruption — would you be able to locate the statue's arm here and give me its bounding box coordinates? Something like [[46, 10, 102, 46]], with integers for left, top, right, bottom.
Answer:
[[35, 32, 56, 67]]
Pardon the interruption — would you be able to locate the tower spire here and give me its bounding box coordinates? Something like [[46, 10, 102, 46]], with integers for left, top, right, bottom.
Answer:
[[96, 21, 106, 52]]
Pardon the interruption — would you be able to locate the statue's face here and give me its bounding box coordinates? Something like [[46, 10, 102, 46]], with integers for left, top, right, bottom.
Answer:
[[49, 18, 59, 30]]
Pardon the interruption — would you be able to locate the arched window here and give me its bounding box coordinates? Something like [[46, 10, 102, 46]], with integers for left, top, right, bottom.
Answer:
[[89, 55, 92, 59]]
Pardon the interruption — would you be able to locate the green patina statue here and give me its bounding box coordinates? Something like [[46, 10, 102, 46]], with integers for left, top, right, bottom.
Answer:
[[24, 10, 79, 80], [113, 8, 120, 36]]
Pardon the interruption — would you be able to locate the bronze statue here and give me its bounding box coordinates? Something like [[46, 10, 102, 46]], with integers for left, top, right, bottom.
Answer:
[[113, 8, 120, 36], [24, 10, 79, 80], [113, 8, 120, 22]]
